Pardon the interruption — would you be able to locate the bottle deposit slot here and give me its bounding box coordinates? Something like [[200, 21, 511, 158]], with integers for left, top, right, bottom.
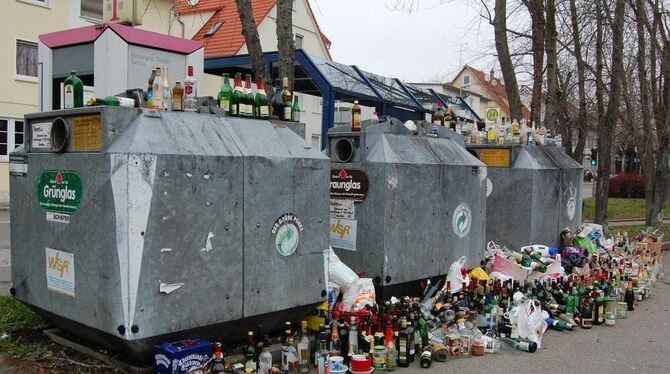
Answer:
[[50, 117, 69, 153], [334, 138, 354, 163]]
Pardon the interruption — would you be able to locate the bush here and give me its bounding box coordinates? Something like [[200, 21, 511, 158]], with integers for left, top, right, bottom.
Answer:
[[609, 172, 645, 198]]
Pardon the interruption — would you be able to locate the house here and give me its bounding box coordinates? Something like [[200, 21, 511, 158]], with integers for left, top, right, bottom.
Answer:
[[449, 65, 531, 123]]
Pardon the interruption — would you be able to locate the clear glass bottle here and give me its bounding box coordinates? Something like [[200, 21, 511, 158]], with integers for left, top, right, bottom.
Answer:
[[152, 67, 163, 110], [161, 66, 171, 111], [297, 321, 310, 373], [183, 65, 198, 112]]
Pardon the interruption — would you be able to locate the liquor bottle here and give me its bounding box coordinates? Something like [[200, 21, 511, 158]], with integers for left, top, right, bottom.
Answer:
[[351, 100, 362, 131], [212, 342, 226, 374], [594, 290, 605, 325], [243, 74, 254, 117], [329, 319, 342, 356], [339, 318, 348, 359], [281, 327, 292, 374], [432, 102, 445, 126], [86, 96, 135, 108], [625, 277, 635, 311], [565, 286, 576, 319], [184, 65, 198, 112], [297, 321, 310, 373], [162, 66, 172, 111], [384, 324, 397, 371], [255, 78, 269, 119], [232, 73, 245, 117], [281, 77, 292, 121], [146, 68, 156, 108], [348, 316, 359, 360], [292, 95, 301, 122], [420, 347, 432, 368], [63, 70, 84, 109], [152, 67, 163, 110], [172, 81, 184, 111], [504, 337, 537, 353], [314, 324, 325, 368], [245, 331, 257, 373], [579, 295, 593, 329], [287, 337, 299, 374], [397, 318, 410, 367], [316, 331, 330, 374], [258, 336, 273, 374], [218, 73, 233, 115]]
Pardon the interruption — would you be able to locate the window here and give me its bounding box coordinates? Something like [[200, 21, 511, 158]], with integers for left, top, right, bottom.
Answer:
[[17, 0, 50, 8], [205, 22, 222, 37], [16, 40, 38, 78], [295, 34, 304, 49], [0, 118, 25, 159], [463, 75, 470, 85], [81, 0, 103, 21]]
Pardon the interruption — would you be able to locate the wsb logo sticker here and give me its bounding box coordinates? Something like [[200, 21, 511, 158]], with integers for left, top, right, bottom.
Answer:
[[48, 251, 70, 277], [46, 248, 75, 297]]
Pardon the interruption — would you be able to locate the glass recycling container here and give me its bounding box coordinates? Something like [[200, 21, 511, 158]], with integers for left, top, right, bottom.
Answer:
[[9, 106, 330, 361]]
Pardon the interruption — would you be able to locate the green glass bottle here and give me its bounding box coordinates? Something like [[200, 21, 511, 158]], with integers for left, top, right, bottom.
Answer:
[[231, 73, 245, 117], [243, 74, 254, 118], [255, 78, 269, 119], [63, 70, 83, 109], [218, 73, 233, 115], [565, 288, 576, 318], [292, 95, 301, 122]]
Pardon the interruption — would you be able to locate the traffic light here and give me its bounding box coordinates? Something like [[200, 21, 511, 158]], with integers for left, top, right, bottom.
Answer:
[[590, 149, 598, 166]]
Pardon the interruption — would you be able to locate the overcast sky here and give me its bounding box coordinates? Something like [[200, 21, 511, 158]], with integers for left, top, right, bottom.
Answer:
[[309, 0, 499, 83]]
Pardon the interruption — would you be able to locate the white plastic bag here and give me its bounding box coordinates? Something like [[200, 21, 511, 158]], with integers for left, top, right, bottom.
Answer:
[[446, 256, 470, 294], [343, 278, 376, 311], [329, 247, 358, 291], [515, 299, 548, 348]]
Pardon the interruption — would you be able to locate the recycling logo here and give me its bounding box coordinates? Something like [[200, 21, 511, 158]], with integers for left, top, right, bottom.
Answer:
[[566, 197, 577, 221], [452, 203, 472, 238], [271, 213, 304, 256]]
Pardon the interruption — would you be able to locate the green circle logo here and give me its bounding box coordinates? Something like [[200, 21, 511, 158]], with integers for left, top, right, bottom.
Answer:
[[486, 108, 499, 122], [271, 213, 303, 256]]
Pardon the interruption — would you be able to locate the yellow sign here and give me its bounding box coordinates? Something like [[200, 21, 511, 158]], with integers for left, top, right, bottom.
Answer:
[[486, 107, 500, 122], [480, 148, 510, 168], [103, 0, 143, 25], [72, 115, 102, 151]]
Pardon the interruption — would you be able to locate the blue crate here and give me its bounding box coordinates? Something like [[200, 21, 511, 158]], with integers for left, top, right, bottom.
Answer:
[[155, 338, 213, 373]]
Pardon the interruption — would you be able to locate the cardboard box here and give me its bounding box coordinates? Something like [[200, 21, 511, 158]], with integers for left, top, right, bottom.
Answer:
[[155, 339, 213, 374]]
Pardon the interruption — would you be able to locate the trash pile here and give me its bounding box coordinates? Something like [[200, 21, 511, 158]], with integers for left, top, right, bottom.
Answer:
[[155, 224, 664, 373]]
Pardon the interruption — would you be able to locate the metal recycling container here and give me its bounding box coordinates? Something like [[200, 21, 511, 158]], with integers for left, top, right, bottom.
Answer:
[[467, 144, 583, 250], [9, 106, 330, 361], [327, 120, 487, 298]]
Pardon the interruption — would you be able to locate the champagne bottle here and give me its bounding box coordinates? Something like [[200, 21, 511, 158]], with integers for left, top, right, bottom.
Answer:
[[255, 78, 269, 119], [292, 95, 301, 122], [243, 74, 254, 117], [281, 77, 292, 121], [232, 73, 245, 117]]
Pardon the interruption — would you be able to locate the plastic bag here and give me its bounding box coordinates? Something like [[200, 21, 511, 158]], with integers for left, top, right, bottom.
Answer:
[[574, 236, 595, 256], [515, 299, 548, 348], [343, 278, 376, 311], [329, 247, 358, 291], [468, 267, 490, 283], [446, 256, 470, 293]]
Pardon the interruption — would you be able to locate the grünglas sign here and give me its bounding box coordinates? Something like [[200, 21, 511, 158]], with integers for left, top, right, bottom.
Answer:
[[37, 171, 83, 215]]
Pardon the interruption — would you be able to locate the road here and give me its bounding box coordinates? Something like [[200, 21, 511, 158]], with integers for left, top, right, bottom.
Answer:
[[582, 181, 594, 200], [0, 210, 9, 296]]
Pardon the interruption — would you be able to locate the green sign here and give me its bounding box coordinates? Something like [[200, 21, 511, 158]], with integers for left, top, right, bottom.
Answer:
[[37, 170, 83, 215], [486, 107, 500, 122]]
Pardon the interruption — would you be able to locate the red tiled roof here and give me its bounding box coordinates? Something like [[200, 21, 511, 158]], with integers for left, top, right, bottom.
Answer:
[[192, 0, 275, 57], [39, 23, 203, 54], [174, 0, 225, 15], [460, 65, 531, 120]]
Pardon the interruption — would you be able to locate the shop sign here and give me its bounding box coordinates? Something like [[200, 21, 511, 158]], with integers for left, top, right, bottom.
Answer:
[[330, 169, 369, 202], [272, 213, 304, 256], [37, 170, 83, 215]]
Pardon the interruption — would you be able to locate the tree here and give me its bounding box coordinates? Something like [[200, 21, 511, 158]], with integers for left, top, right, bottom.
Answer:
[[523, 0, 545, 127], [276, 0, 295, 91], [568, 0, 587, 164], [594, 0, 626, 226], [493, 0, 525, 121], [235, 0, 273, 97], [544, 0, 559, 132]]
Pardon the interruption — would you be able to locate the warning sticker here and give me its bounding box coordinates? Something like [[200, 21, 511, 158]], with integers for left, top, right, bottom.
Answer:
[[330, 199, 355, 220], [46, 248, 75, 297], [9, 155, 27, 176], [72, 115, 102, 151], [31, 122, 52, 149]]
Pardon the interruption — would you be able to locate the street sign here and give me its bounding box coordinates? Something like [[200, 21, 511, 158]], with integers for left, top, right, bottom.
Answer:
[[485, 107, 500, 122]]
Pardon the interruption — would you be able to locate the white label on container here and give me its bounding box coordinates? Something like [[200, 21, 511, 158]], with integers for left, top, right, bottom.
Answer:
[[9, 161, 27, 176], [46, 212, 70, 224], [46, 248, 75, 297], [64, 84, 74, 108], [330, 218, 357, 251], [330, 199, 355, 219], [31, 122, 52, 149], [260, 106, 269, 117]]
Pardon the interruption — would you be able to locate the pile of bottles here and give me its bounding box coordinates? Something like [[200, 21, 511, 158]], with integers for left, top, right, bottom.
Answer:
[[200, 227, 663, 373], [215, 74, 300, 122], [430, 103, 562, 147]]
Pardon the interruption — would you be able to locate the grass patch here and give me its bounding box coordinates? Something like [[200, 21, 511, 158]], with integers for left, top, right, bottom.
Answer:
[[0, 296, 44, 334], [614, 224, 670, 240], [582, 198, 670, 221]]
